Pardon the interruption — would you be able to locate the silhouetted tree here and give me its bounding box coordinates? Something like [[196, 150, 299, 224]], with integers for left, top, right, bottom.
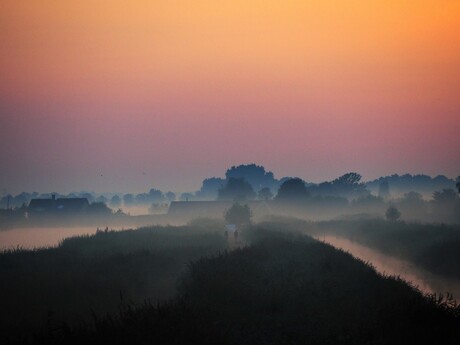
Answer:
[[195, 178, 225, 200], [275, 178, 310, 202], [431, 189, 460, 222], [308, 172, 368, 199], [432, 189, 458, 203], [378, 181, 390, 199], [385, 206, 401, 222], [456, 176, 460, 194], [148, 188, 165, 203], [218, 178, 256, 201], [87, 202, 112, 216], [135, 193, 150, 205], [258, 187, 273, 201], [123, 194, 134, 207], [110, 195, 122, 207], [165, 191, 176, 202], [180, 193, 194, 201], [225, 164, 277, 191], [366, 174, 454, 196], [402, 191, 424, 201], [224, 203, 251, 226], [95, 195, 108, 203]]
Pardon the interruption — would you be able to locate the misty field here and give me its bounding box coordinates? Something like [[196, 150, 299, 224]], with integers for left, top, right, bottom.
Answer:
[[309, 219, 460, 279], [1, 220, 459, 345], [0, 221, 227, 343]]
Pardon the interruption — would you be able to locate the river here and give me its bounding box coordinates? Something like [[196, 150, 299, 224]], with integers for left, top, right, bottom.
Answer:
[[2, 227, 459, 302], [317, 235, 460, 301], [0, 226, 127, 250]]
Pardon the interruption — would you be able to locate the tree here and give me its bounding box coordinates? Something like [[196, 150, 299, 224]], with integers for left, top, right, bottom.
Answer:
[[110, 195, 122, 207], [195, 178, 225, 200], [332, 172, 368, 198], [225, 164, 276, 191], [218, 178, 256, 201], [378, 181, 390, 199], [258, 187, 273, 201], [224, 203, 251, 226], [334, 172, 362, 186], [148, 188, 165, 203], [123, 194, 134, 206], [385, 206, 401, 222], [87, 202, 113, 216], [432, 189, 458, 203], [95, 195, 108, 203], [275, 178, 310, 202], [456, 176, 460, 194], [165, 191, 176, 202], [402, 191, 423, 201], [180, 193, 194, 201]]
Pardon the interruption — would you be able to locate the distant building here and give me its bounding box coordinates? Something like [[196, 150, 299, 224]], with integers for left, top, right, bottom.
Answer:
[[28, 195, 89, 215]]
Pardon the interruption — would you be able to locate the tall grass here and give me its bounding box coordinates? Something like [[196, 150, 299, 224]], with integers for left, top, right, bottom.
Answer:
[[15, 227, 460, 345], [0, 223, 228, 343]]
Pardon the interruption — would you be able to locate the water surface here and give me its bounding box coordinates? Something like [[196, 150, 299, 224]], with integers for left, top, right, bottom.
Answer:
[[0, 226, 126, 250], [318, 235, 460, 301]]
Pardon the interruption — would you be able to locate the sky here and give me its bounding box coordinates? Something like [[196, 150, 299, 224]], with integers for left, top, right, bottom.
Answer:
[[1, 0, 459, 194]]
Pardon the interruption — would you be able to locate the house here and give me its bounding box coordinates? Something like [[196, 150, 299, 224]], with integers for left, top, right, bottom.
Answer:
[[28, 195, 89, 215]]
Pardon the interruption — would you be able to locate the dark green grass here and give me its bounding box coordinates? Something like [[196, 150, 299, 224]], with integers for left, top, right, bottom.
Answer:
[[18, 227, 460, 345], [0, 224, 228, 343]]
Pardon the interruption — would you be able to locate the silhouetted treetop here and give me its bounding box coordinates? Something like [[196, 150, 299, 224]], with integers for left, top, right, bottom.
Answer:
[[218, 178, 256, 201], [308, 172, 369, 199], [195, 177, 225, 199], [333, 172, 362, 186], [432, 189, 458, 203], [225, 164, 276, 191], [385, 206, 401, 221], [366, 174, 455, 196], [275, 178, 310, 202]]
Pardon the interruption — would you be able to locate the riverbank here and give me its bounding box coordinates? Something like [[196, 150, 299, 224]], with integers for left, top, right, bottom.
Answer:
[[2, 222, 459, 344]]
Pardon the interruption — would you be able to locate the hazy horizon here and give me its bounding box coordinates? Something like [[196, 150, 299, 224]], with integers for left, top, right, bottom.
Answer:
[[0, 164, 458, 196]]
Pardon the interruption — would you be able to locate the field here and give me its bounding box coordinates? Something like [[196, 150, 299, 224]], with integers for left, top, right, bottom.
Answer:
[[1, 220, 459, 344]]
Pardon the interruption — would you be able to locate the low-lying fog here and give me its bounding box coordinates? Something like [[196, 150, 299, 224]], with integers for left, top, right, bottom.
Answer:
[[319, 235, 460, 302], [0, 226, 127, 249]]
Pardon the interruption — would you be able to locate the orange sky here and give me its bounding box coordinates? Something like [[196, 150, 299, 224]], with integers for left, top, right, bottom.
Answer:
[[1, 1, 459, 193]]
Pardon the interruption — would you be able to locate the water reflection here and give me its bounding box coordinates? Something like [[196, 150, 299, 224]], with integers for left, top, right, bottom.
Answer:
[[0, 227, 125, 250], [317, 235, 460, 301]]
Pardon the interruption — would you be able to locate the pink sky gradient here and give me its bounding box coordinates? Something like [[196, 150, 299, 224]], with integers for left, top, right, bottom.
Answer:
[[1, 1, 459, 194]]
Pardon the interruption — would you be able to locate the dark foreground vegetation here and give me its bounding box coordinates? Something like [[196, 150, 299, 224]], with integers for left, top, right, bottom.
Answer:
[[0, 221, 227, 343], [2, 223, 459, 344], [311, 219, 460, 279]]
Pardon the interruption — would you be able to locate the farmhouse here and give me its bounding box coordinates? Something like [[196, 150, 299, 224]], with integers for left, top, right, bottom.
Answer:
[[28, 195, 89, 215]]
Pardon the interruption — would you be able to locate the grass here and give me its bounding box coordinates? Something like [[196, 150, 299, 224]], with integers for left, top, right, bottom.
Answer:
[[2, 220, 459, 344], [0, 222, 228, 343]]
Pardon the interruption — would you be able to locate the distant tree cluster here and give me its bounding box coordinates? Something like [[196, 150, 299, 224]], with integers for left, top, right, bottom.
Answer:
[[366, 174, 455, 197], [224, 203, 252, 226], [218, 178, 255, 201]]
